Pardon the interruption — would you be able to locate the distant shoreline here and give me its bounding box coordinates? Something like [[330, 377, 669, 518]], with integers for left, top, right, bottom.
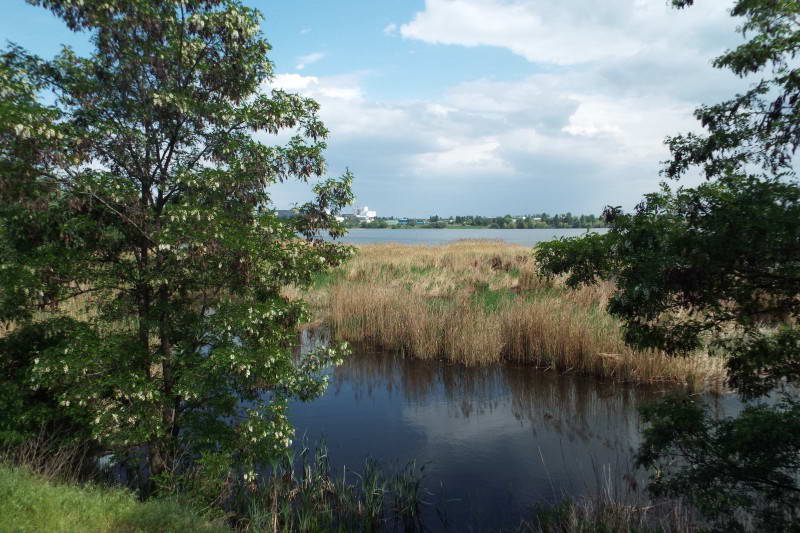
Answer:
[[347, 225, 606, 230]]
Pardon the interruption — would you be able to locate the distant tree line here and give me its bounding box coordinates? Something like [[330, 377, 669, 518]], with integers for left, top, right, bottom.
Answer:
[[339, 213, 606, 229], [448, 213, 605, 229]]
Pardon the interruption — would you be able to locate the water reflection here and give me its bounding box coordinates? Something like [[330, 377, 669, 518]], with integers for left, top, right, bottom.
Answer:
[[332, 227, 608, 247], [290, 330, 713, 531]]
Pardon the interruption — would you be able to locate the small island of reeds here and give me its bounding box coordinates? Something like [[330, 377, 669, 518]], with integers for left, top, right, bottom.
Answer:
[[291, 240, 726, 390]]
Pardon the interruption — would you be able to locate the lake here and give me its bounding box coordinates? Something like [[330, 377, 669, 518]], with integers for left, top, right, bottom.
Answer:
[[334, 228, 606, 246], [289, 330, 731, 532]]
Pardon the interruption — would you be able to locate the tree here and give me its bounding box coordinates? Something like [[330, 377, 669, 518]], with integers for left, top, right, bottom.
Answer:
[[0, 0, 352, 488], [537, 1, 800, 530]]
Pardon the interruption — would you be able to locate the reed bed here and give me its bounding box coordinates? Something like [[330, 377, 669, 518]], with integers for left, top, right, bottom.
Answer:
[[297, 240, 726, 390], [523, 470, 698, 533]]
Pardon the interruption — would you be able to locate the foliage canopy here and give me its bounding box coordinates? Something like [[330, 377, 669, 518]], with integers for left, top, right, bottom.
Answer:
[[537, 1, 800, 530], [0, 0, 353, 486]]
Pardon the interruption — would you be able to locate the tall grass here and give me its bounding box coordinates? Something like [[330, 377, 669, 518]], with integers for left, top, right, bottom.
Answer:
[[2, 433, 425, 532], [521, 462, 699, 533], [245, 452, 423, 532], [0, 464, 227, 533], [525, 494, 697, 533], [142, 440, 425, 532], [2, 433, 700, 532], [296, 241, 726, 389]]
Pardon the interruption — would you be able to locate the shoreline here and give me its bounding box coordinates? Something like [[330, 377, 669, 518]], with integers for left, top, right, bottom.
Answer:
[[292, 241, 726, 391], [345, 225, 608, 230]]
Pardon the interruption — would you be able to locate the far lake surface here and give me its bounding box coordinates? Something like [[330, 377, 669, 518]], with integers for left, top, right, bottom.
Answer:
[[335, 228, 607, 246], [288, 330, 733, 532]]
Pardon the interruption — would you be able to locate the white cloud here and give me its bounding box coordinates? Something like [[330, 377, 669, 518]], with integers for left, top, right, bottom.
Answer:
[[269, 70, 698, 188], [398, 0, 636, 65], [396, 0, 735, 66], [383, 23, 398, 35], [272, 73, 319, 91], [318, 86, 362, 102], [295, 52, 325, 70], [559, 93, 695, 161], [415, 137, 512, 177], [426, 103, 454, 117], [268, 1, 749, 216]]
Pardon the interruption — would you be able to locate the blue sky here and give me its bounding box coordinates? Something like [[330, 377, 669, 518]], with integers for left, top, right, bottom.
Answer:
[[1, 1, 747, 217]]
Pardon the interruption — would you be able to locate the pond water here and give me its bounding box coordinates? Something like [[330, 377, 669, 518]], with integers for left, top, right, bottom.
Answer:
[[334, 228, 607, 247], [288, 330, 732, 532]]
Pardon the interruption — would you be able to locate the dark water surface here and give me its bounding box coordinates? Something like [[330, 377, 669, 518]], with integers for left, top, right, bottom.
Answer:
[[336, 228, 607, 247], [288, 330, 732, 531]]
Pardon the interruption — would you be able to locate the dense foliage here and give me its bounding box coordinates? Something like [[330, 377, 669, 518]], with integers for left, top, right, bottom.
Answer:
[[449, 213, 604, 229], [337, 213, 606, 229], [0, 0, 352, 489], [537, 1, 800, 530]]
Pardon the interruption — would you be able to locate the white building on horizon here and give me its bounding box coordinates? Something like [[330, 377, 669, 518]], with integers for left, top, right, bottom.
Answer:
[[354, 205, 377, 223]]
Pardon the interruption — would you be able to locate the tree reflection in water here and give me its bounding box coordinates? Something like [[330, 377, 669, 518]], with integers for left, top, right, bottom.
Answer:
[[290, 328, 730, 531]]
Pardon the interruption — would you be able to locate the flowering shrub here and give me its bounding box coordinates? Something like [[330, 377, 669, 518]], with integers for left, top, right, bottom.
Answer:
[[0, 0, 352, 484]]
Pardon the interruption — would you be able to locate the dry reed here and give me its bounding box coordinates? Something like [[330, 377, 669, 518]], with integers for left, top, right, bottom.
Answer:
[[1, 430, 94, 484], [296, 240, 726, 390]]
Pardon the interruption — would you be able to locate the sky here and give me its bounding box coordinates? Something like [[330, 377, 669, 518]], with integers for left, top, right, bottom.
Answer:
[[1, 1, 749, 217]]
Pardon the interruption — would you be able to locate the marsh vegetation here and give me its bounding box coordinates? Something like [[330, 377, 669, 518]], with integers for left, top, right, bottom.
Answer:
[[3, 0, 799, 530], [291, 241, 725, 390]]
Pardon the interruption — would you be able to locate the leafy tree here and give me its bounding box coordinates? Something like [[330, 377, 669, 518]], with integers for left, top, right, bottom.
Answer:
[[537, 1, 800, 530], [360, 219, 389, 229], [0, 0, 352, 488]]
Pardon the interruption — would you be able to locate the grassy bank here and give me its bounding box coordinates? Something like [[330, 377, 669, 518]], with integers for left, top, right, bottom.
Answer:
[[1, 438, 425, 533], [294, 240, 725, 389], [0, 464, 226, 533], [0, 460, 696, 533]]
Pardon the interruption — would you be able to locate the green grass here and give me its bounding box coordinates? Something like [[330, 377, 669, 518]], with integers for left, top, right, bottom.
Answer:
[[471, 285, 517, 312], [0, 465, 228, 533], [310, 269, 345, 289], [408, 265, 434, 276]]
